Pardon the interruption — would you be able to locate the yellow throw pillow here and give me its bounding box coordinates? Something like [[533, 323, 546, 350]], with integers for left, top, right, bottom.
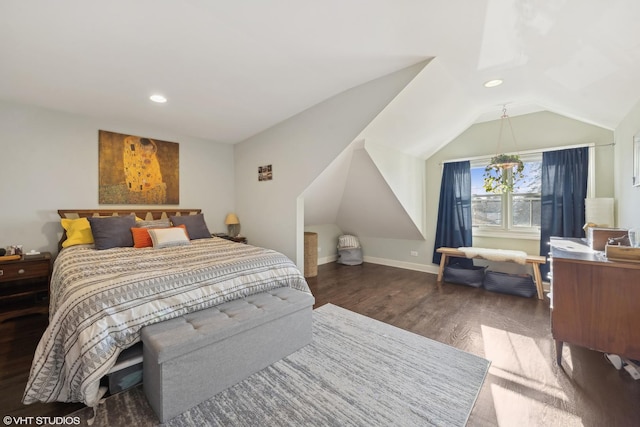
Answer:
[[61, 217, 94, 248]]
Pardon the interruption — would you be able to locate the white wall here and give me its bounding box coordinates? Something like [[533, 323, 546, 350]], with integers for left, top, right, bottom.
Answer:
[[234, 62, 426, 268], [302, 142, 353, 227], [336, 147, 423, 240], [613, 98, 640, 230], [365, 141, 425, 236], [0, 99, 235, 255]]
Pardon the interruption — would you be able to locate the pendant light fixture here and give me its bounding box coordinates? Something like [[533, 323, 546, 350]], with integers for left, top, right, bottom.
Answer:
[[483, 105, 524, 193]]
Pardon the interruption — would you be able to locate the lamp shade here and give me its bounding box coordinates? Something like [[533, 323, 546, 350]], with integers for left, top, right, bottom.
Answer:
[[225, 213, 240, 225]]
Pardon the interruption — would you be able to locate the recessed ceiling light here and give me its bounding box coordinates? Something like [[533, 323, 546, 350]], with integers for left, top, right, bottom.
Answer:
[[150, 94, 167, 103], [484, 79, 503, 88]]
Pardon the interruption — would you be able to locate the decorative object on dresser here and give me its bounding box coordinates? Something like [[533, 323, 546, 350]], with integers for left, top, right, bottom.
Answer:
[[604, 245, 640, 263], [629, 227, 639, 247], [224, 212, 240, 237], [0, 252, 51, 323], [586, 227, 628, 251], [550, 237, 640, 365]]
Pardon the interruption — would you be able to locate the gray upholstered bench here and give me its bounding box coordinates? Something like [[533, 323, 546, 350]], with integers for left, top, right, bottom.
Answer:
[[141, 287, 315, 422]]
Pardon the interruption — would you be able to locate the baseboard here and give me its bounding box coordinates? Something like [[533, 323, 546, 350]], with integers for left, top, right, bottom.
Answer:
[[319, 254, 439, 275], [318, 255, 338, 265], [317, 255, 548, 294], [362, 256, 440, 275]]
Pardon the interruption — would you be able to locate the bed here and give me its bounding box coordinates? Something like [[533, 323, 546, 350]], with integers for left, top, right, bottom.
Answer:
[[22, 209, 311, 409]]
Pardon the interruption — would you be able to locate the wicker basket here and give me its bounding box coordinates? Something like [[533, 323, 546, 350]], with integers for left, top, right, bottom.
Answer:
[[304, 232, 318, 278]]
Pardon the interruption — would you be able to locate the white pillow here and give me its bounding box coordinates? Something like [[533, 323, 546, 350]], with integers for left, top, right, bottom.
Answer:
[[148, 227, 191, 249]]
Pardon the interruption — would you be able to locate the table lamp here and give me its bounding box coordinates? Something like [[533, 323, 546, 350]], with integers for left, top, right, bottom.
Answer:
[[225, 213, 240, 237]]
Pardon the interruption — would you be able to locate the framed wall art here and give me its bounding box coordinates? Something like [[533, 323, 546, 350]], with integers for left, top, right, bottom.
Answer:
[[258, 164, 273, 181], [99, 130, 179, 204]]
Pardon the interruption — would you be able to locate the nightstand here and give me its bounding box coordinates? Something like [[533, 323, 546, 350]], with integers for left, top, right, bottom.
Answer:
[[213, 234, 248, 244], [0, 252, 51, 323]]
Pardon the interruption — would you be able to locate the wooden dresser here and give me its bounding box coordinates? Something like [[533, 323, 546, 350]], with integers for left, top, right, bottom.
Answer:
[[550, 238, 640, 364]]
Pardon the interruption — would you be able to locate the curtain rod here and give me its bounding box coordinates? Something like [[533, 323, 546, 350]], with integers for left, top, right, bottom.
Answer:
[[439, 142, 614, 165]]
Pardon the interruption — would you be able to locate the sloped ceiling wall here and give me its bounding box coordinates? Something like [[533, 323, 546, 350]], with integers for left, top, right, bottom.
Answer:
[[302, 144, 352, 227], [235, 61, 428, 265], [364, 141, 425, 236], [304, 141, 424, 241], [336, 147, 423, 240], [302, 57, 445, 242], [357, 57, 482, 158]]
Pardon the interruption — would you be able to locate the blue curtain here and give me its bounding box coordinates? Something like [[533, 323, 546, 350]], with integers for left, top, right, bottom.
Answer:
[[432, 161, 473, 266], [539, 147, 589, 278]]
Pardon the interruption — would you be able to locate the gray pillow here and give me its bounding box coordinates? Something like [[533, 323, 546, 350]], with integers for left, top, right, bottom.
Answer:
[[170, 214, 212, 240], [88, 215, 136, 250]]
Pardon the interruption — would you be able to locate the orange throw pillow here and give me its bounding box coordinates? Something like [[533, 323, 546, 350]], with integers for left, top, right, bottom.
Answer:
[[131, 227, 153, 248]]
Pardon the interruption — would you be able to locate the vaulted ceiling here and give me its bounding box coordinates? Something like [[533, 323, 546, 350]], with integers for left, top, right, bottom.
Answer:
[[2, 1, 639, 159]]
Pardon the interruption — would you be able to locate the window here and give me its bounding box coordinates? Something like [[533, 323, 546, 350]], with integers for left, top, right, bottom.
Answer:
[[470, 154, 541, 237]]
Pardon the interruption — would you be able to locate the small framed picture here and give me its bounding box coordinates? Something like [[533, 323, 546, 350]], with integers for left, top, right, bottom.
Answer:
[[634, 134, 640, 187], [258, 164, 273, 181]]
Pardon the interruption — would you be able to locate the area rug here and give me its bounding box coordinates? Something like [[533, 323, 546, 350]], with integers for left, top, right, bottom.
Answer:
[[71, 304, 490, 426]]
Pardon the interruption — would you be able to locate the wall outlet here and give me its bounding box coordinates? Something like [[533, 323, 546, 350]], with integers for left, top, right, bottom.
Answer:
[[318, 247, 322, 253], [410, 250, 418, 257]]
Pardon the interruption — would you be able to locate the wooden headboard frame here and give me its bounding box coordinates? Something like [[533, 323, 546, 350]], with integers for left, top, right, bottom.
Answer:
[[58, 209, 201, 220], [57, 209, 202, 250]]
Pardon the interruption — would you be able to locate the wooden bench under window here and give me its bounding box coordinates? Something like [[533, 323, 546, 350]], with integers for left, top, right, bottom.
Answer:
[[436, 247, 546, 300]]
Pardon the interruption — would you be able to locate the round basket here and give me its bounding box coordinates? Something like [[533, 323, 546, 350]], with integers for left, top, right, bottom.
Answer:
[[304, 232, 318, 278]]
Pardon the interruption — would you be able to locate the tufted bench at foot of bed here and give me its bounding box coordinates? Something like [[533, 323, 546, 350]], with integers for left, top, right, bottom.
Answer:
[[141, 287, 315, 423]]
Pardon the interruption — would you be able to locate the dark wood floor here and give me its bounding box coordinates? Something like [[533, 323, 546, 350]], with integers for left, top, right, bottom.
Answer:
[[307, 262, 640, 427], [1, 312, 85, 418], [3, 262, 639, 426]]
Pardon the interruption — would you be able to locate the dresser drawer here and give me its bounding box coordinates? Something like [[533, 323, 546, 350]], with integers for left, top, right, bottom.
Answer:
[[0, 260, 50, 282]]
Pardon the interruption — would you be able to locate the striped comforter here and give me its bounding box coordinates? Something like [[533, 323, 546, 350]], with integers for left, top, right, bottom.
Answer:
[[23, 238, 310, 407]]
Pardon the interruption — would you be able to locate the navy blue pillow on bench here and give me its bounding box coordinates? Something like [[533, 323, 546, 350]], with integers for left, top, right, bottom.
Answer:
[[483, 271, 536, 298], [443, 264, 487, 288]]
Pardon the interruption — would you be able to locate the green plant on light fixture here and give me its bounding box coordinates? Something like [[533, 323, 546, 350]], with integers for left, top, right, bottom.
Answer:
[[482, 106, 524, 193], [483, 154, 524, 193]]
